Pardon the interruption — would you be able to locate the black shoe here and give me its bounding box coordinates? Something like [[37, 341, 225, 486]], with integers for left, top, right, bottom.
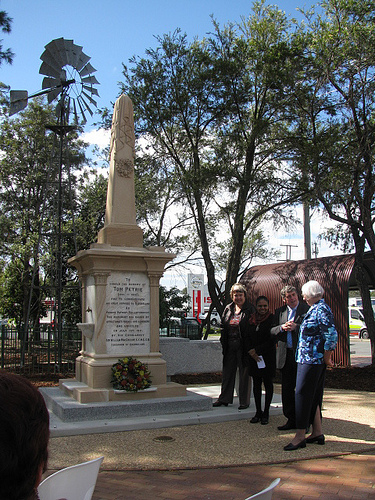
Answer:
[[277, 421, 296, 431], [250, 413, 262, 423], [261, 415, 269, 425], [238, 405, 249, 410], [213, 400, 228, 407], [284, 439, 306, 451], [306, 434, 325, 445]]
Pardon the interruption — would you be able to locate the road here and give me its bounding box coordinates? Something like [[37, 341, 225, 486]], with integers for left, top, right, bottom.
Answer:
[[350, 337, 371, 366]]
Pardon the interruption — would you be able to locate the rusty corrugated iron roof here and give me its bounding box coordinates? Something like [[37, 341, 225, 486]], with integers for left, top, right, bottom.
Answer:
[[240, 253, 362, 367]]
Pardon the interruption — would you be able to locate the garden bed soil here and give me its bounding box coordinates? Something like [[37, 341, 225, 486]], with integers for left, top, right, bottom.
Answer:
[[171, 364, 375, 392]]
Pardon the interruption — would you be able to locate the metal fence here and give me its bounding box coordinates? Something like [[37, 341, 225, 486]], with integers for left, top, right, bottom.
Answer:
[[0, 324, 82, 376], [159, 322, 202, 340]]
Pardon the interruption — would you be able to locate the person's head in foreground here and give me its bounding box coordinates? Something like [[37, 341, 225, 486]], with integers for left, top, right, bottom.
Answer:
[[301, 280, 325, 306], [0, 371, 49, 500]]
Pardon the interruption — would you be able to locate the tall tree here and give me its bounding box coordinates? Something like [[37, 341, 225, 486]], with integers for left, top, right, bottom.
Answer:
[[0, 9, 13, 66], [0, 99, 87, 328], [119, 1, 306, 312], [288, 0, 375, 361]]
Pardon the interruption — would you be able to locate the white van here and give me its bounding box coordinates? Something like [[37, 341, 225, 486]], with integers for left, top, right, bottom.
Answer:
[[349, 306, 369, 339], [198, 310, 221, 326]]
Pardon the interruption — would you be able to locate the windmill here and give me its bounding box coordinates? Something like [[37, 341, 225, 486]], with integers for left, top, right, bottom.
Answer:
[[10, 37, 99, 124], [9, 38, 99, 367]]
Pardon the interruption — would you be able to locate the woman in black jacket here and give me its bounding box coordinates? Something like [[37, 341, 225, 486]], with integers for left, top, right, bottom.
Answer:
[[213, 283, 254, 409], [245, 295, 276, 425]]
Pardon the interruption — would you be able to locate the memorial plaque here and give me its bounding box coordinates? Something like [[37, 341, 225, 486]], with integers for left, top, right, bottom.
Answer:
[[106, 271, 150, 354]]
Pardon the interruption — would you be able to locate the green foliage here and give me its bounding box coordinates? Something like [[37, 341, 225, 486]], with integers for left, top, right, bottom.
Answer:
[[288, 0, 375, 357], [0, 99, 88, 326], [159, 286, 190, 327], [0, 259, 23, 323], [0, 9, 13, 66], [289, 0, 375, 254], [74, 172, 107, 250], [119, 3, 306, 310]]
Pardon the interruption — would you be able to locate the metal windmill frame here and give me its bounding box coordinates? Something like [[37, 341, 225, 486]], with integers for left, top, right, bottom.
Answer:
[[10, 38, 99, 368]]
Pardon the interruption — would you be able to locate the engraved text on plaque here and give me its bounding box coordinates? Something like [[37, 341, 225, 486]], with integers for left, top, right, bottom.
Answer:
[[106, 272, 150, 354]]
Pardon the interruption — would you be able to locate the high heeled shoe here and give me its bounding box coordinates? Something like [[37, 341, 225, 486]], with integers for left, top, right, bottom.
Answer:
[[284, 439, 306, 451], [306, 434, 325, 445]]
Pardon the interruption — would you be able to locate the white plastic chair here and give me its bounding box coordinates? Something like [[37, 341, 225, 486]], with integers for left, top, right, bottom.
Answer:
[[245, 478, 281, 500], [38, 456, 104, 500]]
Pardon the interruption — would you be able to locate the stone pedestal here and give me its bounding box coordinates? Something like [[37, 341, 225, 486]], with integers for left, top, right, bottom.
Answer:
[[61, 94, 187, 404], [66, 243, 186, 403]]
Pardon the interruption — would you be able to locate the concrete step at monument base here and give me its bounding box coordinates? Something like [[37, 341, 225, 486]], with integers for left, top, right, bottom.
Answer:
[[59, 378, 187, 403], [40, 385, 212, 425]]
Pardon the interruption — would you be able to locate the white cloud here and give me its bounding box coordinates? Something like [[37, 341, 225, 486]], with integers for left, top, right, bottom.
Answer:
[[81, 128, 110, 149]]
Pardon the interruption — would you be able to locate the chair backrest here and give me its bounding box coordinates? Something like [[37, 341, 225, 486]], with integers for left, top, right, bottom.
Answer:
[[245, 478, 281, 500], [38, 456, 104, 500]]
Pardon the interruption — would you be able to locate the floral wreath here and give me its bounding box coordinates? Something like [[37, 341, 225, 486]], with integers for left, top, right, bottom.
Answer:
[[111, 357, 152, 392]]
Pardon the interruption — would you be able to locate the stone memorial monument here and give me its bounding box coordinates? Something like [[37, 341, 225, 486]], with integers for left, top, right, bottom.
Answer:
[[64, 94, 186, 403]]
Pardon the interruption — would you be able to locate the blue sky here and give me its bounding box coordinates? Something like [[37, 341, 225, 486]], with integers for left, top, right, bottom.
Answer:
[[1, 0, 342, 286], [1, 0, 314, 130]]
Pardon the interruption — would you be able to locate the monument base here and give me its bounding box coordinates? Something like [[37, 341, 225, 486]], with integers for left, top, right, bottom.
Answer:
[[40, 385, 212, 427], [75, 352, 168, 387], [59, 378, 186, 404], [67, 352, 185, 403]]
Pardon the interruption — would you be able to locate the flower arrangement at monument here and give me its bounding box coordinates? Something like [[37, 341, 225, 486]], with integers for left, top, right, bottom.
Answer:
[[111, 357, 152, 392]]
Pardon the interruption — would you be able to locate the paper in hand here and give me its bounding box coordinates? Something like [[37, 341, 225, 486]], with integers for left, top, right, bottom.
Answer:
[[257, 355, 266, 369]]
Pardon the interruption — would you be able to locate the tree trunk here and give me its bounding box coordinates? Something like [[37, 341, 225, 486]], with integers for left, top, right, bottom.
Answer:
[[352, 231, 375, 364]]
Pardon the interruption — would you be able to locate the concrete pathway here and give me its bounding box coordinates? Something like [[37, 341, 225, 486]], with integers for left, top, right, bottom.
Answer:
[[45, 384, 375, 499], [91, 451, 375, 499]]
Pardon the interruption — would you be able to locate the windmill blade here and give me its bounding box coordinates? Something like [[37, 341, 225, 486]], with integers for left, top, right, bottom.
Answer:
[[62, 39, 76, 66], [76, 97, 87, 124], [40, 47, 62, 73], [42, 76, 60, 90], [39, 61, 62, 79], [73, 99, 79, 124], [79, 62, 96, 78], [82, 90, 97, 107], [47, 87, 62, 104], [52, 37, 70, 67], [76, 51, 91, 72], [42, 38, 65, 69], [55, 100, 63, 120], [9, 90, 28, 115], [70, 43, 84, 69], [79, 95, 94, 117], [83, 85, 100, 97], [63, 40, 84, 69], [82, 75, 99, 86]]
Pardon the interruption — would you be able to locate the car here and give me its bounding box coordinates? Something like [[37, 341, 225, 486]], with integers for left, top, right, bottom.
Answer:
[[198, 310, 221, 326], [349, 306, 369, 339]]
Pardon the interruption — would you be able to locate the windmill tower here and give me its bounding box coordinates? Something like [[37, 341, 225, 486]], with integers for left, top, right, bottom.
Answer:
[[10, 38, 99, 366]]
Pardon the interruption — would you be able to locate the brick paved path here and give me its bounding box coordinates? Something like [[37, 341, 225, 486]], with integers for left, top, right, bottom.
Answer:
[[92, 450, 375, 499]]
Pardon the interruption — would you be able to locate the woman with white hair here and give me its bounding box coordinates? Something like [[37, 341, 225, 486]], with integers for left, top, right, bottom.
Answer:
[[284, 280, 337, 451]]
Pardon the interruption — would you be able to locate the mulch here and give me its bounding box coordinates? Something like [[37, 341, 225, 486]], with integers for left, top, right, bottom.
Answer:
[[171, 364, 375, 392], [25, 363, 375, 392]]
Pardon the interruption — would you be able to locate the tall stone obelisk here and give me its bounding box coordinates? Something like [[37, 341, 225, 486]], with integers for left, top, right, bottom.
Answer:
[[66, 95, 185, 403], [97, 94, 143, 247]]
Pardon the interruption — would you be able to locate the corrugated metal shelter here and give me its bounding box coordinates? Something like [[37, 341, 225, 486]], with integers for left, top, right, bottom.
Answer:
[[240, 252, 375, 367]]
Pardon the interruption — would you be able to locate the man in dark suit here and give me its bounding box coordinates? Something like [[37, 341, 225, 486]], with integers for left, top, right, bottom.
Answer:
[[271, 285, 310, 430]]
